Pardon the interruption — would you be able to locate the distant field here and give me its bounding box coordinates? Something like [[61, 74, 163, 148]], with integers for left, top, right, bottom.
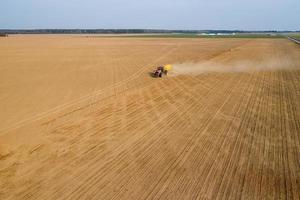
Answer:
[[121, 33, 283, 38], [0, 35, 300, 199], [2, 33, 284, 39]]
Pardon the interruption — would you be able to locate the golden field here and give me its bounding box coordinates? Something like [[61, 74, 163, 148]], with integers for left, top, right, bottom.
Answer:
[[0, 35, 300, 199]]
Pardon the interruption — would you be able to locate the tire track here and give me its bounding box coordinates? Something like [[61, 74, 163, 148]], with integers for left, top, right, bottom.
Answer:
[[0, 44, 180, 135]]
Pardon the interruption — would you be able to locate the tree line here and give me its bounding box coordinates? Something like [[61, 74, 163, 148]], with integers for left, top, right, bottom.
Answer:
[[0, 29, 293, 35]]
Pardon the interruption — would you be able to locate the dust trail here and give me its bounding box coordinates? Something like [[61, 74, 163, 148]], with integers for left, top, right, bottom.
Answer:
[[171, 59, 298, 76]]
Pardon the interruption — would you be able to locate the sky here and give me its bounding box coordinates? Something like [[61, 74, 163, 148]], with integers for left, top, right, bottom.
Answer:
[[1, 0, 299, 30]]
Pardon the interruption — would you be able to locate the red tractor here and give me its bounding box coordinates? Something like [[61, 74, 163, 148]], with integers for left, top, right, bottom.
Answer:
[[153, 66, 165, 78]]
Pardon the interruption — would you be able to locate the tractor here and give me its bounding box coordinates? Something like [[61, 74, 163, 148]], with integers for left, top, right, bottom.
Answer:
[[153, 64, 172, 78]]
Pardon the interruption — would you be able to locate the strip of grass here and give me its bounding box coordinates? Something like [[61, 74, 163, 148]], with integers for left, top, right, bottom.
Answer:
[[291, 35, 300, 40]]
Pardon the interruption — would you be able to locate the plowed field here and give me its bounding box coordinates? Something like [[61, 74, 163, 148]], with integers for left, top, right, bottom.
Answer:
[[0, 35, 300, 199]]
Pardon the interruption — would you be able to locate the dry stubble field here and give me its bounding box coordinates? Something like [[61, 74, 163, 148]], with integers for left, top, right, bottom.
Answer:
[[0, 35, 300, 199]]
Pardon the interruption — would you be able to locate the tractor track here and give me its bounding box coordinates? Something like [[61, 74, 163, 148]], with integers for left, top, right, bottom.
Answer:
[[1, 37, 300, 199]]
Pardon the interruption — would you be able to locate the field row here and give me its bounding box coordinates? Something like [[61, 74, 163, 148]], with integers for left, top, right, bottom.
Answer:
[[0, 37, 300, 199]]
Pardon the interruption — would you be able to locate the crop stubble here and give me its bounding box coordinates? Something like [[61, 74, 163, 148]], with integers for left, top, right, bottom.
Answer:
[[0, 35, 300, 199]]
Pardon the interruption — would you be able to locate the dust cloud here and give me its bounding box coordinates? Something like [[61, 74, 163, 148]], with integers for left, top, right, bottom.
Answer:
[[171, 59, 298, 76]]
